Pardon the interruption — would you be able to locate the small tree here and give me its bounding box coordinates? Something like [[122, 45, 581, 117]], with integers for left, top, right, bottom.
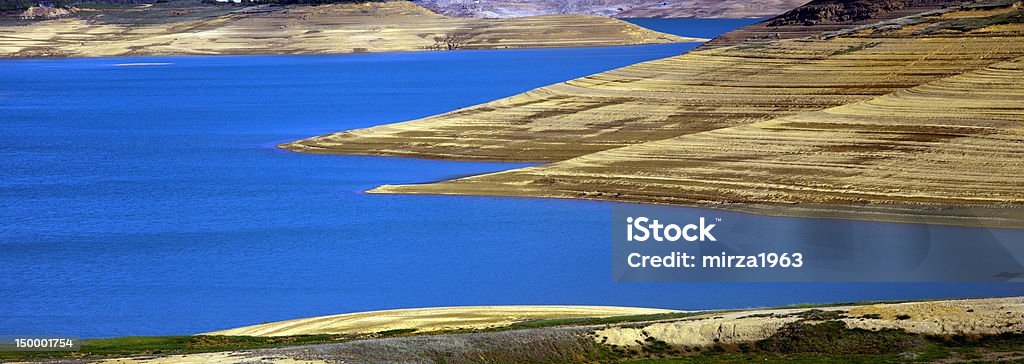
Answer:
[[432, 31, 472, 51]]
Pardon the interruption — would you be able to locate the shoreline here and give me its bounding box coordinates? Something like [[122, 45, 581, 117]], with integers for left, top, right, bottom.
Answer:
[[0, 40, 709, 61], [366, 184, 1024, 229]]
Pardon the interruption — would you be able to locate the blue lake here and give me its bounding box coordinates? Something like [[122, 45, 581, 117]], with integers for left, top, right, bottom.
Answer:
[[1, 33, 1021, 338], [623, 18, 766, 39]]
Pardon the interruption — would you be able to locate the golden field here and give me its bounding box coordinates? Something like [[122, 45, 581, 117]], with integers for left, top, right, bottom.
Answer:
[[0, 0, 694, 57]]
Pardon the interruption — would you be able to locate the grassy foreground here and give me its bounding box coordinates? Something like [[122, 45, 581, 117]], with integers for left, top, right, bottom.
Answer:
[[0, 334, 356, 361], [0, 312, 699, 361], [5, 318, 1024, 362], [4, 298, 1024, 362]]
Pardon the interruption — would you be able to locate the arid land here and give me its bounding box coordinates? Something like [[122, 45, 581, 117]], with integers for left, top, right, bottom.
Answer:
[[0, 0, 697, 58], [286, 0, 1024, 227]]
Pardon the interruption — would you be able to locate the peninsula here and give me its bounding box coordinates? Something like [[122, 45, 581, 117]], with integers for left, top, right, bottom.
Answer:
[[285, 0, 1024, 227]]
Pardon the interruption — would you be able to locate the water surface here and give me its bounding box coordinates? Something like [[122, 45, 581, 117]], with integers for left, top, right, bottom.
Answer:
[[1, 31, 1020, 339], [623, 18, 765, 38]]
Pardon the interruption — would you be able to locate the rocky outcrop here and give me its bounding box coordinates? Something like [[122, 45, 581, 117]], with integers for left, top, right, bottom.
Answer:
[[698, 0, 968, 49], [19, 5, 75, 19]]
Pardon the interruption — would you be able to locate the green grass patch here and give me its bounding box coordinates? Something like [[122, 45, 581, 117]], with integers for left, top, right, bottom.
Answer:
[[829, 42, 881, 56], [0, 334, 358, 361]]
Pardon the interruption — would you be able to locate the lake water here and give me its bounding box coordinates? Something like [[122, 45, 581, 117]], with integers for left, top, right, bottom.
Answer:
[[623, 18, 766, 39], [1, 26, 1021, 339]]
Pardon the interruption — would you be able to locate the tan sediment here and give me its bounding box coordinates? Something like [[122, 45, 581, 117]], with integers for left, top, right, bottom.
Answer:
[[594, 297, 1024, 348], [284, 2, 1024, 163], [204, 305, 679, 337], [0, 0, 695, 58]]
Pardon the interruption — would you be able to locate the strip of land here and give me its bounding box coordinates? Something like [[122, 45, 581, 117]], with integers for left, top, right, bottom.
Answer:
[[0, 0, 696, 58], [11, 297, 1024, 363], [204, 305, 680, 337]]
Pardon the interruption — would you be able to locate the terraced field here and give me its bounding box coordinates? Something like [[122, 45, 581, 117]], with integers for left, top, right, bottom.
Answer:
[[285, 2, 1024, 163], [0, 0, 691, 57]]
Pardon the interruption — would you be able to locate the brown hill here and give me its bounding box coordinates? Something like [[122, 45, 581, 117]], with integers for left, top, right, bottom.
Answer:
[[697, 0, 970, 49]]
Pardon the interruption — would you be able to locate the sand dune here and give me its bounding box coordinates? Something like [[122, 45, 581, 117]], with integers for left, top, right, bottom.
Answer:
[[205, 305, 679, 337], [0, 0, 693, 58]]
